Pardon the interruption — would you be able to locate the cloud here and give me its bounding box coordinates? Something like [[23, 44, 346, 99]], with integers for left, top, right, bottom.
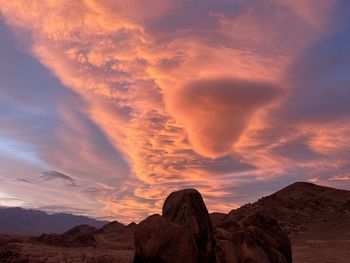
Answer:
[[166, 78, 282, 158], [36, 205, 89, 215], [270, 135, 322, 161], [37, 171, 76, 186], [278, 25, 350, 124]]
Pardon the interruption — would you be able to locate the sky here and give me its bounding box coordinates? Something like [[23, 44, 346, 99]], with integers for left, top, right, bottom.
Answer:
[[0, 0, 349, 223]]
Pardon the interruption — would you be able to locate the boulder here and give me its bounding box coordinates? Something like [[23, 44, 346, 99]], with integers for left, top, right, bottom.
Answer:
[[241, 232, 271, 263], [210, 212, 227, 227], [241, 213, 292, 263], [217, 211, 292, 263], [214, 228, 234, 241], [215, 239, 239, 263], [219, 220, 241, 233], [162, 189, 215, 262], [134, 189, 293, 263], [133, 214, 197, 263], [245, 226, 288, 263]]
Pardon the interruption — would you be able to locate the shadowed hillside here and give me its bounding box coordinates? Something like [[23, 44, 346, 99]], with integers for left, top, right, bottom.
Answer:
[[213, 182, 350, 234], [211, 182, 350, 263]]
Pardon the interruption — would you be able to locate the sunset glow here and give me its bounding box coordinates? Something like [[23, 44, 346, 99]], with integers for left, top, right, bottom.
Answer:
[[0, 0, 349, 223]]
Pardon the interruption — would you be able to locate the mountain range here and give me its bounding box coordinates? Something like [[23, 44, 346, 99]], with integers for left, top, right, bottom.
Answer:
[[0, 207, 108, 235]]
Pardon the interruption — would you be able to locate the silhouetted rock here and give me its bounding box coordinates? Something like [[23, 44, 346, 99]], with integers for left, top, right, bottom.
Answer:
[[99, 221, 125, 233], [241, 213, 291, 263], [133, 214, 197, 263], [215, 239, 239, 263], [124, 222, 137, 231], [226, 182, 350, 234], [34, 224, 97, 247], [210, 212, 227, 227], [134, 188, 293, 263], [162, 189, 215, 262], [214, 227, 234, 241], [219, 220, 241, 234], [216, 212, 291, 263], [240, 231, 271, 263], [63, 225, 96, 247]]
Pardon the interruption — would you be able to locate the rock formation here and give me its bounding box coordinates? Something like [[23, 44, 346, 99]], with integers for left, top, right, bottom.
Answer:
[[133, 189, 292, 263], [223, 182, 350, 235], [98, 220, 125, 234], [134, 214, 198, 263], [162, 189, 215, 262], [34, 224, 97, 247]]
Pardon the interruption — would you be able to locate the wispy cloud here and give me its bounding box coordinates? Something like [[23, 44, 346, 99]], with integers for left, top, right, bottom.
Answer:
[[37, 171, 77, 186]]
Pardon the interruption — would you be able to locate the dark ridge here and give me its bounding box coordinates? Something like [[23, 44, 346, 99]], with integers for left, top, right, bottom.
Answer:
[[221, 181, 350, 234], [0, 207, 108, 235]]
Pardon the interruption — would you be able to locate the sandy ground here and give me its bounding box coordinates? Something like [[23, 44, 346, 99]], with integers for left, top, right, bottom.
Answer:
[[2, 219, 350, 263], [0, 232, 134, 263], [291, 218, 350, 263], [292, 239, 350, 263], [4, 234, 349, 263], [1, 241, 134, 263]]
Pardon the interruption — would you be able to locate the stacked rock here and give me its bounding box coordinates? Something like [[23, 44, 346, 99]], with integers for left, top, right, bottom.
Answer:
[[133, 189, 291, 263]]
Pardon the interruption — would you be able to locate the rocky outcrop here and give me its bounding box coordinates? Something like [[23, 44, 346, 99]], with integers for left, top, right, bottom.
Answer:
[[213, 227, 238, 262], [241, 213, 292, 263], [215, 239, 238, 263], [34, 224, 97, 247], [216, 212, 292, 263], [162, 189, 215, 262], [225, 182, 350, 235], [134, 189, 292, 263], [133, 214, 197, 263], [211, 212, 227, 228], [98, 221, 125, 233]]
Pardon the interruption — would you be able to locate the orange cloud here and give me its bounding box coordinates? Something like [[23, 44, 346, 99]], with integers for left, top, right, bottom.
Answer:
[[166, 78, 282, 158]]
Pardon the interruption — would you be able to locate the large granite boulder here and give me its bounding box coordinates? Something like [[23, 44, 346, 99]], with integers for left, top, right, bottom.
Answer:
[[215, 239, 239, 263], [218, 212, 292, 263], [162, 189, 215, 263], [134, 189, 292, 263], [240, 232, 271, 263], [210, 212, 227, 227], [133, 214, 197, 263], [241, 213, 292, 263]]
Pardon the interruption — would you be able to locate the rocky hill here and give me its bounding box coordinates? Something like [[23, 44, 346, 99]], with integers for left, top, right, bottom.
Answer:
[[212, 182, 350, 234], [134, 189, 291, 263], [210, 182, 350, 262]]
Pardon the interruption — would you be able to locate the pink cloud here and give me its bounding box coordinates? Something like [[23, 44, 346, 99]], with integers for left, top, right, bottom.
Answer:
[[166, 78, 282, 158]]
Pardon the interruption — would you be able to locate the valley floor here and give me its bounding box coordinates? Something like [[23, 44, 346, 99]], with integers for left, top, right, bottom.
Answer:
[[291, 217, 350, 263]]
